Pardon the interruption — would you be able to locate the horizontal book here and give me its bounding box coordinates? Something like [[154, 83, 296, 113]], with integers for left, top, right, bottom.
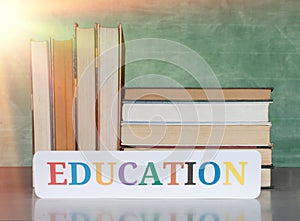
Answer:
[[261, 168, 272, 188], [123, 88, 273, 101], [121, 124, 271, 146], [121, 147, 271, 188], [122, 102, 271, 123], [121, 147, 272, 166]]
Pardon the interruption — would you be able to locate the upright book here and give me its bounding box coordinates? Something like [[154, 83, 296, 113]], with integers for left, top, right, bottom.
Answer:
[[74, 24, 97, 150], [97, 24, 124, 151], [74, 23, 124, 151], [30, 40, 53, 152], [52, 39, 75, 150]]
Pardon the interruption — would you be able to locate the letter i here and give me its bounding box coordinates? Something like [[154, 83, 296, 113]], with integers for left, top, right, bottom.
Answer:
[[184, 162, 196, 185]]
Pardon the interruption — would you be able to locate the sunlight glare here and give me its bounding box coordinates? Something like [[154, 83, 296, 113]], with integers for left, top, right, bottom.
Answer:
[[0, 1, 24, 40]]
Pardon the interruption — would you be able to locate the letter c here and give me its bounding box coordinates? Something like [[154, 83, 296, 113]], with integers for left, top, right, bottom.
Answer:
[[119, 162, 137, 185]]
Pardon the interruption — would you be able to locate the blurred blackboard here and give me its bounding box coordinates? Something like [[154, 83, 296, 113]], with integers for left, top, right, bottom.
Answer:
[[0, 0, 299, 166]]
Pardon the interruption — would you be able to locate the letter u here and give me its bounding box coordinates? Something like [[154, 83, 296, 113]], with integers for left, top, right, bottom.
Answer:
[[93, 162, 116, 185]]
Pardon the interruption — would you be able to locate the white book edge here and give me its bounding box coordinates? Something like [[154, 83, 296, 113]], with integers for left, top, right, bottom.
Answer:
[[76, 27, 96, 150], [121, 121, 272, 126], [31, 41, 52, 151], [98, 26, 120, 151], [122, 102, 271, 123]]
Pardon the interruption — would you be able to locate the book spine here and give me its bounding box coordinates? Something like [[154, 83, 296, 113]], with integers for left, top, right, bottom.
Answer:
[[73, 23, 78, 150], [95, 23, 100, 150], [75, 25, 97, 150], [121, 124, 271, 146], [117, 24, 124, 151], [49, 39, 54, 150], [52, 39, 75, 150], [29, 40, 35, 154], [30, 40, 53, 151]]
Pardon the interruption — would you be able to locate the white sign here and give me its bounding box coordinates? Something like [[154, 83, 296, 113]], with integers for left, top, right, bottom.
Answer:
[[33, 150, 261, 199]]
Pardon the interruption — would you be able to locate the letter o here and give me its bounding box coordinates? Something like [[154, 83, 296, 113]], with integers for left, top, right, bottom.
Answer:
[[198, 162, 220, 185]]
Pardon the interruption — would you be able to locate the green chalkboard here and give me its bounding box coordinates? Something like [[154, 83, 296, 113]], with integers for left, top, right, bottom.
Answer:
[[0, 0, 299, 166]]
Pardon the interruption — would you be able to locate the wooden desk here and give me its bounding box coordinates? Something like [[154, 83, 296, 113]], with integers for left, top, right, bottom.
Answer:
[[0, 167, 32, 220], [1, 167, 300, 220]]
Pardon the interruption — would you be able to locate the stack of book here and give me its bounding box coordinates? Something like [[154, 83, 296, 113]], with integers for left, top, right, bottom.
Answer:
[[121, 87, 273, 188]]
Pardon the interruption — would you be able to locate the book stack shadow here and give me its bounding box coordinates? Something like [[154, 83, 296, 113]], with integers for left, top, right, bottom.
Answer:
[[121, 88, 273, 188]]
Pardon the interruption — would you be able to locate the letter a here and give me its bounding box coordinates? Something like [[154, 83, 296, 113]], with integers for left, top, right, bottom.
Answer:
[[139, 162, 163, 185]]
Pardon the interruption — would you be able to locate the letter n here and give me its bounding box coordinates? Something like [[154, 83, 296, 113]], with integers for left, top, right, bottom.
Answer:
[[223, 162, 248, 185]]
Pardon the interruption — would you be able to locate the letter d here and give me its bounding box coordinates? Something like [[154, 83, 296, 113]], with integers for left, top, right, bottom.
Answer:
[[68, 162, 91, 185]]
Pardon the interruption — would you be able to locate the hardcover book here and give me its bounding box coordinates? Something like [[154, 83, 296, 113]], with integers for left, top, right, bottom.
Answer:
[[121, 124, 271, 146], [122, 101, 271, 123], [75, 25, 97, 150], [123, 88, 273, 101], [97, 24, 124, 151], [52, 39, 75, 150], [30, 41, 52, 152]]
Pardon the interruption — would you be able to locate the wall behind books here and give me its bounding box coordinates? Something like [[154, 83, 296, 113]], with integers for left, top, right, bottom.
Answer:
[[0, 0, 299, 166]]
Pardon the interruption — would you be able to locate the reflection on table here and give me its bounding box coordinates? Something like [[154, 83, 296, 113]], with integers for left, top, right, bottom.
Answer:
[[1, 167, 300, 220], [34, 198, 261, 221]]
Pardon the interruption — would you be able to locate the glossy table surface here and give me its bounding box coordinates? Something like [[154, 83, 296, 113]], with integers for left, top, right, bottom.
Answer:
[[0, 167, 299, 221]]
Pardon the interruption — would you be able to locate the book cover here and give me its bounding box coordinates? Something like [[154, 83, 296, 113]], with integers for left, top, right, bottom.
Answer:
[[52, 39, 75, 151], [30, 41, 53, 152]]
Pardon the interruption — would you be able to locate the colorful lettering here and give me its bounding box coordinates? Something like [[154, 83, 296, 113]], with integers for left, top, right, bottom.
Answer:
[[47, 162, 67, 185], [93, 162, 116, 185], [198, 162, 220, 185], [68, 162, 91, 185], [139, 162, 163, 185], [184, 162, 196, 185], [223, 162, 248, 185], [163, 162, 184, 185], [119, 162, 137, 185]]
